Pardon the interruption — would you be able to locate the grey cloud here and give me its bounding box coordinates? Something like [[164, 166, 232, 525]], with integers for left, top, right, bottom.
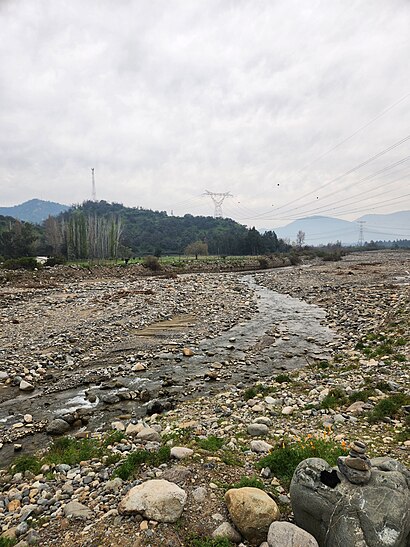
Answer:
[[0, 0, 409, 226]]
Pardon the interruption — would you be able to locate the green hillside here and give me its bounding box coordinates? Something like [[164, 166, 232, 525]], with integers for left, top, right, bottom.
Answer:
[[59, 201, 288, 258]]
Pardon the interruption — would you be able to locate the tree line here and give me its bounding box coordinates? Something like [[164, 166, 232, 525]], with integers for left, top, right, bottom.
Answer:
[[0, 201, 290, 260]]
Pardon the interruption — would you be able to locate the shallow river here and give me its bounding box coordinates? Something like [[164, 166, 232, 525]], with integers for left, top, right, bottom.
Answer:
[[0, 273, 334, 467]]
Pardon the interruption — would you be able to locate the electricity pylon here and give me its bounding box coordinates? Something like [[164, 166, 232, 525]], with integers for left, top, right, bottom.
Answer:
[[357, 221, 366, 246], [203, 190, 232, 218]]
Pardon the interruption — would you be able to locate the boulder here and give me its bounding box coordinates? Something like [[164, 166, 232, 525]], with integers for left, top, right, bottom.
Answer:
[[290, 457, 410, 547], [136, 427, 161, 442], [161, 465, 192, 485], [170, 447, 194, 459], [250, 440, 273, 453], [19, 380, 34, 391], [125, 422, 144, 436], [111, 421, 125, 431], [212, 521, 242, 543], [267, 521, 318, 546], [46, 418, 70, 435], [247, 423, 269, 436], [118, 479, 187, 522], [63, 501, 93, 519], [225, 487, 280, 544]]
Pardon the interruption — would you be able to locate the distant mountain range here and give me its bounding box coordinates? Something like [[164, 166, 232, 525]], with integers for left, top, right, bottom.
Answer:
[[272, 211, 410, 245], [0, 199, 70, 223]]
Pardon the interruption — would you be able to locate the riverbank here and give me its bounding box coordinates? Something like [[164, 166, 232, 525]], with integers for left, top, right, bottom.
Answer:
[[0, 250, 409, 546]]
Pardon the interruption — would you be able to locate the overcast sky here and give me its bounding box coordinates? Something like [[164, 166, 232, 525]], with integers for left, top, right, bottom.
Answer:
[[0, 0, 409, 228]]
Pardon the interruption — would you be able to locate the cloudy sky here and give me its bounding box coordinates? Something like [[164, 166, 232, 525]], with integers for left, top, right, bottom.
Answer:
[[0, 0, 409, 228]]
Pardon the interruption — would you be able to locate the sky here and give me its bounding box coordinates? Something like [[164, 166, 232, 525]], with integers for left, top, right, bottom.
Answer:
[[0, 0, 409, 229]]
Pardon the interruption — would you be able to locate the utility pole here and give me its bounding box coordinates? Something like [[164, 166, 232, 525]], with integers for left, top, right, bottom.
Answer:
[[357, 221, 366, 246], [91, 168, 97, 201], [203, 190, 232, 218]]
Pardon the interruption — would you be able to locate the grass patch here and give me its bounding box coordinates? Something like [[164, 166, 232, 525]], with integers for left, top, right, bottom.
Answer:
[[10, 455, 42, 475], [243, 383, 274, 401], [187, 537, 233, 547], [0, 538, 17, 547], [44, 437, 104, 466], [368, 393, 410, 423], [320, 388, 347, 409], [196, 435, 224, 452], [355, 331, 408, 362], [317, 360, 331, 369], [348, 388, 376, 403], [374, 381, 392, 392], [228, 475, 265, 490], [102, 430, 126, 447], [256, 436, 347, 487], [220, 451, 244, 467], [162, 427, 195, 445], [275, 373, 292, 383], [113, 446, 171, 480]]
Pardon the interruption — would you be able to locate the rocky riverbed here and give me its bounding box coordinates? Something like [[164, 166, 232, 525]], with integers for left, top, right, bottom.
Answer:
[[0, 250, 409, 546]]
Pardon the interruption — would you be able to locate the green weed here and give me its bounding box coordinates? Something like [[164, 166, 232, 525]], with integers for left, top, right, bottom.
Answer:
[[44, 437, 104, 466], [320, 388, 347, 409], [102, 430, 126, 447], [196, 435, 224, 452], [113, 446, 171, 480], [0, 538, 17, 547], [220, 451, 244, 467], [10, 455, 41, 475], [275, 374, 292, 383], [228, 475, 264, 490], [256, 436, 347, 487], [187, 534, 233, 547], [368, 393, 410, 423], [243, 383, 274, 401]]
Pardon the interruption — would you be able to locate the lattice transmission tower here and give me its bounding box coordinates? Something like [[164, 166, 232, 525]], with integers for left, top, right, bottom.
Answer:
[[203, 190, 232, 218], [91, 168, 97, 201], [357, 220, 366, 246]]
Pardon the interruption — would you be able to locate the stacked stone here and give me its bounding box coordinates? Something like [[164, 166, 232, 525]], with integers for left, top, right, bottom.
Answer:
[[337, 440, 372, 485]]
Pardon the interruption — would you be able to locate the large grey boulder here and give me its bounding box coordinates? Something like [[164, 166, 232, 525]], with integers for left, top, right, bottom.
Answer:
[[290, 457, 410, 547], [118, 479, 187, 522], [46, 418, 70, 435]]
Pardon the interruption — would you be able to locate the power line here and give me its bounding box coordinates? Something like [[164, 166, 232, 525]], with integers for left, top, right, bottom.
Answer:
[[277, 169, 409, 219], [247, 136, 410, 220], [253, 91, 410, 204]]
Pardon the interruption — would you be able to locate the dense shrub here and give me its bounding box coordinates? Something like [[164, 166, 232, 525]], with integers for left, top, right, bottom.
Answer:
[[2, 257, 40, 270], [142, 255, 161, 271], [45, 256, 67, 267]]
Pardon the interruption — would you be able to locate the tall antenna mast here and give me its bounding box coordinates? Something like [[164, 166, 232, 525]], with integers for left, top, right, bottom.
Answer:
[[203, 190, 232, 218], [357, 220, 366, 246], [91, 168, 97, 201]]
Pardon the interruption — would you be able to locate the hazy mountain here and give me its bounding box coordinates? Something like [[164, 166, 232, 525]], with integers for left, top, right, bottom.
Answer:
[[271, 211, 410, 245], [356, 211, 410, 242], [272, 216, 357, 245], [0, 199, 70, 224]]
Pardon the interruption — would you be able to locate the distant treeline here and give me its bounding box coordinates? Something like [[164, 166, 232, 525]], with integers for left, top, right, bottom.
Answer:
[[0, 200, 290, 260]]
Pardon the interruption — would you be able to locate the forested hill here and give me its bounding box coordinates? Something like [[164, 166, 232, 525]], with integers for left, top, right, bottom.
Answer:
[[60, 201, 287, 256]]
